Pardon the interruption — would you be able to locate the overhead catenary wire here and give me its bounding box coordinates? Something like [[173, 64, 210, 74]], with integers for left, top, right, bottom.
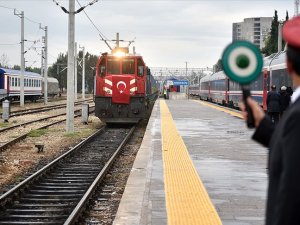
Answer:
[[75, 0, 108, 40], [0, 43, 20, 46], [0, 5, 15, 10], [0, 4, 44, 57], [53, 0, 100, 14], [1, 4, 41, 25], [75, 0, 112, 50]]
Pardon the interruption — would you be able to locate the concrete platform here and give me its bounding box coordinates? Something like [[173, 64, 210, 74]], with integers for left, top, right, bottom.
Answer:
[[113, 99, 268, 225]]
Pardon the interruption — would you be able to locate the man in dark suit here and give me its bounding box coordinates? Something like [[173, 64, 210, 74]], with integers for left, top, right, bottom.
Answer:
[[240, 16, 300, 225], [266, 84, 281, 124], [279, 86, 291, 116]]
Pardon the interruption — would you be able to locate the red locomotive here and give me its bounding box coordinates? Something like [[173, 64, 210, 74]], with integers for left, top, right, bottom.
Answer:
[[94, 46, 158, 123]]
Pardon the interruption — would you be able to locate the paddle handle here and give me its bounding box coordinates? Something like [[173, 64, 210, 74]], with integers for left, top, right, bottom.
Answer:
[[242, 88, 255, 129]]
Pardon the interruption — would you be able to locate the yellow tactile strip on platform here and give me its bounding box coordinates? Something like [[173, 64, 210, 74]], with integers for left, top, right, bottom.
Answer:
[[160, 100, 222, 225], [194, 100, 243, 119]]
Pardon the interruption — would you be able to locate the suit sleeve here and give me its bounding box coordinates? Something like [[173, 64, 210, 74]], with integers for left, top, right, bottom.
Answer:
[[252, 115, 274, 147], [272, 114, 300, 224]]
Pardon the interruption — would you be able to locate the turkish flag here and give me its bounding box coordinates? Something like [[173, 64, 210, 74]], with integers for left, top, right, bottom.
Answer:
[[112, 75, 131, 104]]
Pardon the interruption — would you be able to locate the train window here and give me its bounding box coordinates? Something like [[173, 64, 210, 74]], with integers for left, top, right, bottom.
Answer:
[[272, 69, 293, 90], [122, 59, 135, 74], [98, 58, 106, 77], [137, 58, 144, 77], [107, 59, 120, 74]]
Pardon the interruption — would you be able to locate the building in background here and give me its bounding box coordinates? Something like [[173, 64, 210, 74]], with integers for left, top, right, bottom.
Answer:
[[232, 17, 272, 49]]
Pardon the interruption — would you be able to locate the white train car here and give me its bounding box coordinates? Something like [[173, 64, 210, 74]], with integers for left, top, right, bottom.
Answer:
[[199, 51, 292, 110], [0, 68, 42, 101], [42, 77, 60, 97]]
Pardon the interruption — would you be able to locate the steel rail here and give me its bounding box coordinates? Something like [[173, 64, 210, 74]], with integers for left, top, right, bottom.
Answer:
[[0, 107, 95, 152], [0, 99, 93, 118], [0, 125, 135, 224], [0, 104, 94, 133], [64, 126, 136, 225], [0, 125, 105, 204]]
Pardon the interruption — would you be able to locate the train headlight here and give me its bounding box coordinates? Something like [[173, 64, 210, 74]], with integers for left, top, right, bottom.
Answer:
[[113, 51, 126, 57]]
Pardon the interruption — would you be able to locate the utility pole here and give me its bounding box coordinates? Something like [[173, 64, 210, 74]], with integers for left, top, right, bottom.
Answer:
[[79, 45, 85, 100], [278, 23, 283, 52], [40, 25, 48, 104], [14, 10, 25, 107], [57, 63, 68, 94], [116, 33, 119, 47], [66, 0, 75, 132], [41, 49, 44, 79], [74, 42, 78, 100], [185, 61, 188, 78]]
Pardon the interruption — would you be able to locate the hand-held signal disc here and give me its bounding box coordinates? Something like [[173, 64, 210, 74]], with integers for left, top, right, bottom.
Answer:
[[222, 41, 263, 84]]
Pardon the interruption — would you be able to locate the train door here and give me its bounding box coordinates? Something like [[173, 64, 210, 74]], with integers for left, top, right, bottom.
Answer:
[[0, 72, 4, 89], [208, 80, 211, 101], [226, 78, 229, 105], [136, 58, 145, 94], [263, 69, 268, 111], [96, 57, 106, 96]]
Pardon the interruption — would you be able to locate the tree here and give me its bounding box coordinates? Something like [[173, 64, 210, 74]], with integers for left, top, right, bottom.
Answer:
[[282, 11, 289, 48], [48, 53, 68, 93], [25, 67, 41, 74], [0, 53, 9, 68], [13, 65, 21, 70], [262, 10, 279, 56], [214, 59, 223, 72], [48, 51, 98, 94]]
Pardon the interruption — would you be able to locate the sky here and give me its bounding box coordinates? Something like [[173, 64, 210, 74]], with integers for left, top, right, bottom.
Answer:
[[0, 0, 295, 71]]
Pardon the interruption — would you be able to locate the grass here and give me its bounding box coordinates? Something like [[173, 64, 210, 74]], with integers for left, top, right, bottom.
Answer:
[[28, 129, 48, 137], [0, 122, 10, 128], [63, 132, 81, 138], [63, 129, 93, 138]]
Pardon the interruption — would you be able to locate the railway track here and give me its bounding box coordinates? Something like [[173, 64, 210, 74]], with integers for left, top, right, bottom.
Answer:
[[0, 106, 95, 152], [0, 125, 135, 224], [0, 99, 93, 118]]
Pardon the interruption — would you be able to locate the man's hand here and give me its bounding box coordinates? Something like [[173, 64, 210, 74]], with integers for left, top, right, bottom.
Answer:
[[239, 97, 265, 128]]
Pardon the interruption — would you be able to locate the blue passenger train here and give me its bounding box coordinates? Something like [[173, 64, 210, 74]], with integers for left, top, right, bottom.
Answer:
[[191, 51, 292, 110], [0, 68, 60, 102]]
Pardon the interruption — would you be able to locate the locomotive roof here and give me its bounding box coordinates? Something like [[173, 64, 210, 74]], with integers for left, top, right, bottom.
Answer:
[[263, 51, 287, 70], [47, 77, 59, 83], [200, 74, 212, 83], [270, 51, 286, 68], [210, 71, 226, 81], [0, 68, 41, 77], [103, 53, 142, 57]]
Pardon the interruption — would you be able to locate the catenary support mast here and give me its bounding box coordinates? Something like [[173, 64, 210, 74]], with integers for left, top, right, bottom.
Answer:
[[66, 0, 75, 132]]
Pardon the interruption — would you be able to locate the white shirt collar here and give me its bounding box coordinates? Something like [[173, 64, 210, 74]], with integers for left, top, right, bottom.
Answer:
[[291, 86, 300, 104]]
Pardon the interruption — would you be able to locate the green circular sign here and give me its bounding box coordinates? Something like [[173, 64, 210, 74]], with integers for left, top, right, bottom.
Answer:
[[222, 41, 263, 84]]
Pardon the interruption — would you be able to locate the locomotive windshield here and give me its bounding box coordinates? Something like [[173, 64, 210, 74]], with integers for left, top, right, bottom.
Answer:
[[122, 59, 135, 74], [107, 58, 120, 74], [107, 58, 136, 75]]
